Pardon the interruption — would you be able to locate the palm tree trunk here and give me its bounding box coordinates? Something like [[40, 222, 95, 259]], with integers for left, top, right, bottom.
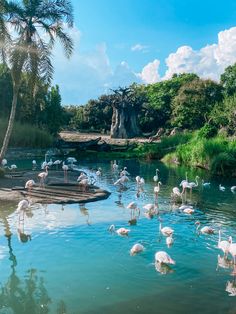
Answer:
[[0, 84, 20, 162]]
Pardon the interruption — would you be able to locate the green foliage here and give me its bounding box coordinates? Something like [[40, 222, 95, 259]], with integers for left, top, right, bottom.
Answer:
[[0, 119, 53, 148], [197, 123, 218, 139], [220, 63, 236, 96], [175, 135, 236, 175], [133, 133, 193, 159], [171, 79, 223, 129], [209, 95, 236, 135], [143, 73, 198, 132]]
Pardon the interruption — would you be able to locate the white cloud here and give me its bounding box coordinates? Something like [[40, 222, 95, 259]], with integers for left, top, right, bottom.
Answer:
[[52, 27, 140, 104], [139, 59, 160, 84], [131, 43, 149, 52], [163, 26, 236, 81], [53, 25, 236, 104]]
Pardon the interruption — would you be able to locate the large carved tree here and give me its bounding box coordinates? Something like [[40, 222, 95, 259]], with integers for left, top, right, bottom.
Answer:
[[110, 85, 142, 138]]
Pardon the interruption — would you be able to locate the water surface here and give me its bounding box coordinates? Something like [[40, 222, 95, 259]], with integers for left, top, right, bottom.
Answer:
[[0, 158, 236, 313]]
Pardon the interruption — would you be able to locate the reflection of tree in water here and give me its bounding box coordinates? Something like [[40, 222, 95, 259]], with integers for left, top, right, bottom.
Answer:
[[0, 211, 67, 314]]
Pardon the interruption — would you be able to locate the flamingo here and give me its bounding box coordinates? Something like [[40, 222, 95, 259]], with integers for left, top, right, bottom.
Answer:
[[112, 160, 119, 171], [219, 184, 225, 191], [155, 251, 175, 265], [96, 168, 102, 176], [77, 172, 88, 182], [202, 180, 210, 188], [66, 157, 77, 164], [130, 243, 144, 255], [62, 162, 69, 182], [127, 201, 138, 210], [231, 186, 236, 193], [1, 158, 7, 167], [41, 161, 48, 169], [16, 199, 30, 212], [9, 164, 17, 171], [183, 207, 195, 214], [120, 167, 130, 177], [25, 180, 35, 193], [159, 220, 174, 236], [226, 280, 236, 296], [109, 224, 130, 236], [53, 159, 62, 170], [154, 181, 162, 199], [153, 169, 160, 182], [166, 234, 174, 247], [38, 166, 48, 187], [228, 237, 236, 275], [195, 221, 215, 234], [47, 159, 53, 167], [32, 160, 37, 170], [218, 230, 230, 256], [78, 178, 89, 192], [135, 176, 141, 185]]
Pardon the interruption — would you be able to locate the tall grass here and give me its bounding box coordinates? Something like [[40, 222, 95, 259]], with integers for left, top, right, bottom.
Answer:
[[175, 135, 236, 175], [0, 118, 54, 148], [133, 132, 193, 159]]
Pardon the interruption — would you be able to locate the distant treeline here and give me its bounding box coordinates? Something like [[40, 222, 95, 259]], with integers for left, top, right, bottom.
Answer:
[[66, 63, 236, 137]]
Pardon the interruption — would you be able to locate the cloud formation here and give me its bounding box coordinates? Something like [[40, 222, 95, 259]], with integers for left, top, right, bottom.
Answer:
[[138, 59, 160, 84], [53, 26, 236, 104], [131, 43, 149, 52], [163, 26, 236, 81]]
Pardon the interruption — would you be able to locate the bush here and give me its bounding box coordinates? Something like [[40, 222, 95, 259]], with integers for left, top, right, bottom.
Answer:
[[198, 123, 217, 139]]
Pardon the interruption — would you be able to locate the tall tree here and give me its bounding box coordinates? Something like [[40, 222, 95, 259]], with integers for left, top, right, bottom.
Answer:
[[110, 85, 143, 138], [0, 0, 74, 161]]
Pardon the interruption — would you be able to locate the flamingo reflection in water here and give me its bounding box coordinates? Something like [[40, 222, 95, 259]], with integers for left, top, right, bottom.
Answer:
[[79, 204, 91, 225], [155, 261, 175, 275], [226, 277, 236, 296], [216, 254, 233, 271]]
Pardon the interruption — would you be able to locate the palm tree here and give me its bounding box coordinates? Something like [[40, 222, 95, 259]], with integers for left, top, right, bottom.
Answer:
[[0, 0, 74, 161]]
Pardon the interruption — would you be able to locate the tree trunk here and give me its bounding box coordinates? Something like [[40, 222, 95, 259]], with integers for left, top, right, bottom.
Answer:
[[110, 106, 141, 139], [0, 84, 20, 162]]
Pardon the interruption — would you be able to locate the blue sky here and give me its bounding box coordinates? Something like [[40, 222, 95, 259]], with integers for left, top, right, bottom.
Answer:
[[52, 0, 236, 105]]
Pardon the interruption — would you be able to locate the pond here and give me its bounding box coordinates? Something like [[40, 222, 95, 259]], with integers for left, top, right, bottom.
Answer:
[[0, 157, 236, 314]]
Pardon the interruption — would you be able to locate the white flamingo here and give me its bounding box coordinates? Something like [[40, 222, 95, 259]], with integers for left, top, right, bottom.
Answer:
[[231, 186, 236, 193], [228, 237, 236, 275], [109, 224, 130, 236], [154, 181, 162, 199], [202, 180, 210, 187], [112, 160, 119, 171], [16, 199, 30, 212], [1, 158, 7, 167], [130, 243, 144, 255], [25, 180, 35, 193], [183, 207, 195, 214], [195, 221, 215, 234], [127, 201, 138, 210], [62, 162, 69, 182], [219, 184, 225, 191], [218, 230, 230, 256], [120, 167, 130, 177], [153, 169, 159, 182], [166, 234, 174, 247], [155, 251, 175, 265], [159, 220, 174, 236], [38, 166, 48, 187]]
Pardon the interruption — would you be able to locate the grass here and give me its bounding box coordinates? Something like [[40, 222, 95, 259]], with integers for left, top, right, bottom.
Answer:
[[0, 118, 54, 148]]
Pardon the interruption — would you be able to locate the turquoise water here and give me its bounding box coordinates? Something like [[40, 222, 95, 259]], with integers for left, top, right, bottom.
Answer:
[[1, 158, 236, 313]]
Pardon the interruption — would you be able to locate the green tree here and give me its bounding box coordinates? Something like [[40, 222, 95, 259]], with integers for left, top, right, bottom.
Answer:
[[144, 73, 198, 132], [0, 0, 74, 161], [171, 79, 223, 129], [220, 63, 236, 96]]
